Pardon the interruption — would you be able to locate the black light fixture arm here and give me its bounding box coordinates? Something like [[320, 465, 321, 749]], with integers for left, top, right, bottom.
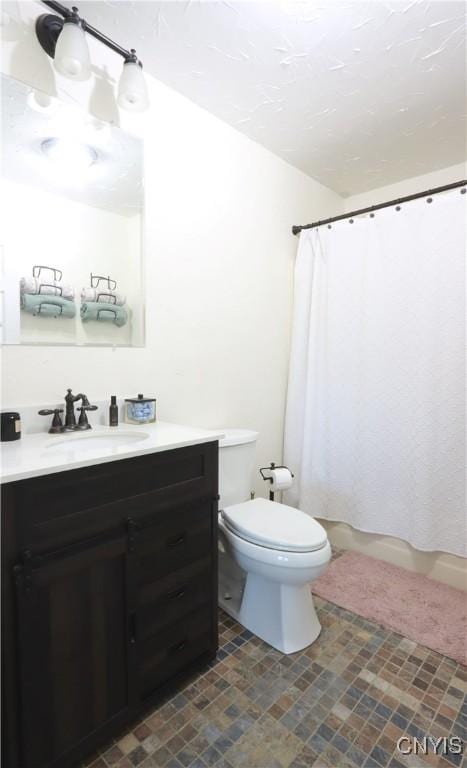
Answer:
[[39, 0, 143, 65]]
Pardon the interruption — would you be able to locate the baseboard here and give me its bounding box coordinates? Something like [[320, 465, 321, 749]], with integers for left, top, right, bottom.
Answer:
[[318, 519, 467, 591]]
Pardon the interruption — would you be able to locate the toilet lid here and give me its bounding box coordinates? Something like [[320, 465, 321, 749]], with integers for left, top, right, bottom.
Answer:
[[222, 498, 328, 553]]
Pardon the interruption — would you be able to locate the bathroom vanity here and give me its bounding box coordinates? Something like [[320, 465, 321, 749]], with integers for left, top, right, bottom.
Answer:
[[1, 424, 221, 768]]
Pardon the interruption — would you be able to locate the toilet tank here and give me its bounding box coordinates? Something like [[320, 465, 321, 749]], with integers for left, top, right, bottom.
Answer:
[[218, 429, 258, 510]]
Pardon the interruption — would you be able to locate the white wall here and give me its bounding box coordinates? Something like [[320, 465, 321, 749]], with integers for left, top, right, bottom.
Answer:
[[344, 162, 466, 211], [0, 1, 343, 496], [319, 163, 467, 591]]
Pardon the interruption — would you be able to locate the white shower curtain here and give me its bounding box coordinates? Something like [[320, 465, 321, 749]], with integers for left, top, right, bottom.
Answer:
[[284, 189, 466, 558]]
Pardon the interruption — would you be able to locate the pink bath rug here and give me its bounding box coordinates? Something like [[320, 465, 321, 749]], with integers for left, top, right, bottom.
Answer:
[[312, 551, 467, 665]]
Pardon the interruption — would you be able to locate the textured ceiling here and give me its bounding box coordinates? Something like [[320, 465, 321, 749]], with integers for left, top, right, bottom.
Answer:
[[80, 1, 465, 195]]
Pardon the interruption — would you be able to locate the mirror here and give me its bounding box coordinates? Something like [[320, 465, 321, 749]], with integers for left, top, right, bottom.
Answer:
[[0, 74, 144, 347]]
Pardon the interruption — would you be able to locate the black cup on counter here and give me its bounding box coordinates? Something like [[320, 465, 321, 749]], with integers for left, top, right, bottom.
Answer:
[[1, 412, 21, 442]]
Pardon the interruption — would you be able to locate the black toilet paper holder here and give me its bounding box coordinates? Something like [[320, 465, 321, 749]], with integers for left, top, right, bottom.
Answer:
[[259, 462, 294, 501]]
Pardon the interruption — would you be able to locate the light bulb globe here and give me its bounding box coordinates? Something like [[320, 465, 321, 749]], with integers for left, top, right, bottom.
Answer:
[[118, 60, 149, 112], [54, 19, 91, 81]]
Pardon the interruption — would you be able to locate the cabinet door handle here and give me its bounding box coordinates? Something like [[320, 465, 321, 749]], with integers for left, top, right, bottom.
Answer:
[[167, 533, 186, 548], [168, 587, 187, 601], [169, 637, 187, 654], [128, 612, 137, 644]]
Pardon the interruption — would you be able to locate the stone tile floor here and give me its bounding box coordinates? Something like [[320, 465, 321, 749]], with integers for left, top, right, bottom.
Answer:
[[84, 593, 466, 768]]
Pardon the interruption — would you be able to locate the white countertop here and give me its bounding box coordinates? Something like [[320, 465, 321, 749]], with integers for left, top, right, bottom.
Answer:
[[0, 422, 224, 484]]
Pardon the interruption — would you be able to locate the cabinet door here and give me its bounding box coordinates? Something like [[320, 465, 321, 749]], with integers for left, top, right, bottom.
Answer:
[[14, 534, 136, 768]]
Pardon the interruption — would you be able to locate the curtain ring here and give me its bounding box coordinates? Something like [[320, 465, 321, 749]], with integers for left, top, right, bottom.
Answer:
[[427, 197, 433, 203], [395, 205, 401, 211], [327, 224, 332, 229], [461, 188, 466, 195], [370, 212, 375, 218], [349, 218, 354, 224]]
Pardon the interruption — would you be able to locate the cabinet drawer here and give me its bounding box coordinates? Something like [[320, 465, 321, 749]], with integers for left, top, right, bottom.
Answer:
[[139, 605, 213, 700], [11, 442, 218, 552], [135, 498, 214, 582], [138, 556, 212, 638]]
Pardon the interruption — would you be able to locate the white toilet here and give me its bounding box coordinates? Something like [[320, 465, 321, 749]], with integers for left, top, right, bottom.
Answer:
[[218, 429, 331, 655]]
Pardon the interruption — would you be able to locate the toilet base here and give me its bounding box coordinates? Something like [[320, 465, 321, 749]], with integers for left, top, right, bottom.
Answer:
[[218, 553, 245, 619], [239, 573, 321, 654]]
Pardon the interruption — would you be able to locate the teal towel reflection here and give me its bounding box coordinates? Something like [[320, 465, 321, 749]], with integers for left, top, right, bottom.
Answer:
[[21, 293, 76, 318], [80, 301, 128, 327]]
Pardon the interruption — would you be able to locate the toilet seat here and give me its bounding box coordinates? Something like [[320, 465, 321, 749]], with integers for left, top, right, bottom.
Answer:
[[221, 498, 328, 553]]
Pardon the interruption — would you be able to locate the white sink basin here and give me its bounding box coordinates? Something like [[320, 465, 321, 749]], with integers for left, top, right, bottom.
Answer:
[[44, 430, 150, 456]]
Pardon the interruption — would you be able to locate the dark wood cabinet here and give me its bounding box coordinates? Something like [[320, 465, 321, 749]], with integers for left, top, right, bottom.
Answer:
[[15, 533, 135, 768], [2, 441, 219, 768]]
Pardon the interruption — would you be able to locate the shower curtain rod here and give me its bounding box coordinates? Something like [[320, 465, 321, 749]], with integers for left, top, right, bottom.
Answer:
[[292, 178, 467, 235]]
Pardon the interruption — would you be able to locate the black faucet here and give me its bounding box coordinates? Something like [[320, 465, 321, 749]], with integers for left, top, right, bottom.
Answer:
[[38, 390, 98, 433], [64, 389, 98, 431], [38, 408, 64, 433]]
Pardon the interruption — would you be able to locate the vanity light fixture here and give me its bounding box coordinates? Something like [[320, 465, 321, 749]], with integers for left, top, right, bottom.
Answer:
[[118, 52, 149, 113], [36, 0, 149, 112], [52, 5, 90, 80]]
